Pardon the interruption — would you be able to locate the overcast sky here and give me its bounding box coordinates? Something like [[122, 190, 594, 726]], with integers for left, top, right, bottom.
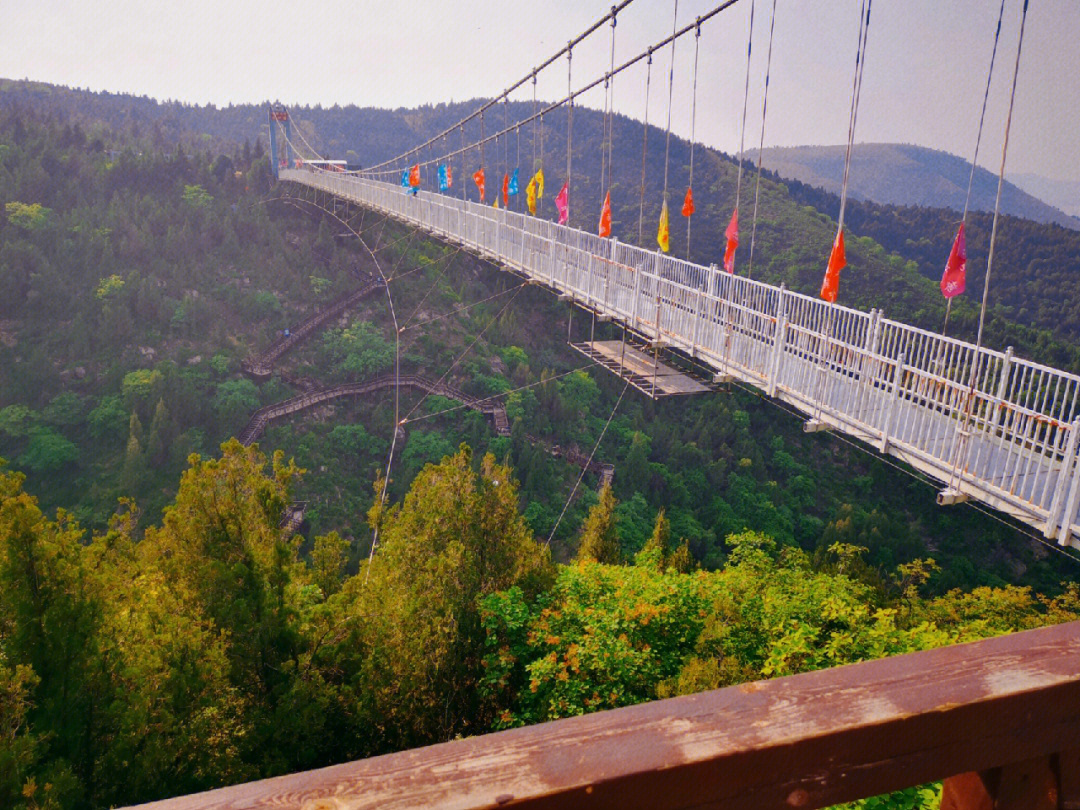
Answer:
[[3, 1, 1078, 182]]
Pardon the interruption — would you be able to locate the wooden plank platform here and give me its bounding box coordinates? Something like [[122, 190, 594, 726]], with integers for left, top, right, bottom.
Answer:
[[572, 340, 710, 398]]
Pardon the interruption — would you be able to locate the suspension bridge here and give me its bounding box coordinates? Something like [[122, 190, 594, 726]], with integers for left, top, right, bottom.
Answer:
[[266, 0, 1080, 552]]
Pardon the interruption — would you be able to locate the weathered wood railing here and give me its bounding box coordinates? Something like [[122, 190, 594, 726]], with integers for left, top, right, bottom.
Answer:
[[128, 621, 1080, 809]]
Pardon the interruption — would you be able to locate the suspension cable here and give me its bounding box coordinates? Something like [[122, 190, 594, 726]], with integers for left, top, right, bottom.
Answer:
[[361, 0, 636, 175], [566, 42, 574, 223], [734, 0, 755, 214], [354, 0, 743, 182], [685, 18, 701, 258], [546, 378, 630, 546], [661, 0, 680, 202], [637, 48, 654, 245], [746, 0, 777, 279], [943, 0, 1006, 337]]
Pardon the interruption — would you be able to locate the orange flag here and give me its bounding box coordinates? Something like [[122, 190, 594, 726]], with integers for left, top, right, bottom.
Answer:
[[598, 191, 612, 237], [408, 163, 420, 187], [681, 187, 695, 217], [472, 168, 486, 203], [723, 208, 739, 273], [502, 172, 510, 208], [820, 229, 846, 303]]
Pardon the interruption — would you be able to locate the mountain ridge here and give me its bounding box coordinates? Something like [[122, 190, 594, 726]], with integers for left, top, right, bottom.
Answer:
[[753, 142, 1080, 231]]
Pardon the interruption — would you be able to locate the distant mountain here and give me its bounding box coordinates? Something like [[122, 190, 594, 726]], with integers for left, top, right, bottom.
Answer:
[[1009, 172, 1080, 219], [755, 143, 1080, 231]]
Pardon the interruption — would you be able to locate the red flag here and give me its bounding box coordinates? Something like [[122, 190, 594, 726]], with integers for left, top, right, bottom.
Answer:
[[681, 187, 695, 217], [502, 173, 510, 208], [723, 208, 739, 274], [941, 222, 967, 298], [820, 228, 846, 303], [555, 182, 569, 225], [408, 164, 420, 187], [472, 168, 486, 203], [598, 191, 612, 238]]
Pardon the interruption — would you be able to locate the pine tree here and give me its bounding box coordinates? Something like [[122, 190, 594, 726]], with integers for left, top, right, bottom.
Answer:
[[636, 508, 670, 569], [577, 483, 620, 564]]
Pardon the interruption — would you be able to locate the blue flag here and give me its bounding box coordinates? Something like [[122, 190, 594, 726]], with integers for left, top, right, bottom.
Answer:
[[508, 168, 519, 197], [438, 163, 449, 192], [400, 169, 410, 189]]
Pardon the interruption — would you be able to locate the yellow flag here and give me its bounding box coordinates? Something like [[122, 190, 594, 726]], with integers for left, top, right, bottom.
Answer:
[[657, 199, 670, 253], [493, 195, 500, 209], [526, 176, 537, 215], [534, 168, 545, 199]]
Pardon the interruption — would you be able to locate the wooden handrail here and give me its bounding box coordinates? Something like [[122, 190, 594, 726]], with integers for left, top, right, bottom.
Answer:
[[127, 621, 1080, 810]]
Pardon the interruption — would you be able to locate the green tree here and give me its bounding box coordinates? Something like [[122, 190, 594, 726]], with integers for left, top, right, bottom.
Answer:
[[17, 427, 78, 473], [578, 483, 620, 564], [357, 445, 551, 747]]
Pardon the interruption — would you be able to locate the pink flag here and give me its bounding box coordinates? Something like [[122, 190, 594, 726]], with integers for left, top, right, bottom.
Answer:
[[723, 208, 739, 274], [554, 182, 569, 225], [941, 223, 967, 298]]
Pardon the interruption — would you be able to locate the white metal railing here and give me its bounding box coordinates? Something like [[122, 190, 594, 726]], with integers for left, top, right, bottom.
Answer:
[[281, 168, 1080, 548]]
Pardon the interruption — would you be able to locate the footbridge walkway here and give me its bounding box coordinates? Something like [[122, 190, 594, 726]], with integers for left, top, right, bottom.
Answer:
[[281, 167, 1080, 548]]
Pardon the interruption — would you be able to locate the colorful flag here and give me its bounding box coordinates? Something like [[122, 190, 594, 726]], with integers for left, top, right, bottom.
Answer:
[[400, 169, 409, 189], [820, 228, 846, 303], [473, 168, 486, 203], [723, 208, 739, 273], [408, 164, 421, 187], [681, 187, 695, 217], [493, 195, 500, 209], [438, 163, 450, 192], [598, 191, 612, 238], [534, 168, 545, 199], [502, 172, 510, 208], [941, 222, 967, 298], [657, 199, 670, 253], [554, 182, 569, 225], [526, 175, 537, 215], [508, 168, 519, 197]]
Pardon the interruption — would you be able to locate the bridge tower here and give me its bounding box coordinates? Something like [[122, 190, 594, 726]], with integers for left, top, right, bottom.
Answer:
[[268, 106, 292, 178]]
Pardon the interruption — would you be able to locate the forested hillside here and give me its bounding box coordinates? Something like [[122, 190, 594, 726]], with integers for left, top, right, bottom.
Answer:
[[755, 143, 1080, 230], [5, 78, 1078, 365], [2, 81, 1080, 808], [4, 439, 1079, 808], [773, 170, 1080, 348]]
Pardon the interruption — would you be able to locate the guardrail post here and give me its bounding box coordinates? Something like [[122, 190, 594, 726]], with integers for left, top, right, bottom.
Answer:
[[630, 266, 643, 331], [879, 353, 906, 454], [1045, 418, 1080, 541], [1055, 422, 1080, 548], [990, 346, 1014, 431], [767, 285, 787, 397]]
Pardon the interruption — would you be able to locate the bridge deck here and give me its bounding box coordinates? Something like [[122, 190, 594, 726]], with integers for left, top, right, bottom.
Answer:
[[281, 168, 1080, 550]]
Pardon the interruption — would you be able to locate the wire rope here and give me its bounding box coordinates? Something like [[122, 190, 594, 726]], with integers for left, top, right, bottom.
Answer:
[[546, 378, 631, 546], [745, 0, 776, 280], [685, 18, 701, 258]]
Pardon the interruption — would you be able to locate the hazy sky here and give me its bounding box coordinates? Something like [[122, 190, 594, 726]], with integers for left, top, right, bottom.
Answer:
[[3, 1, 1078, 182]]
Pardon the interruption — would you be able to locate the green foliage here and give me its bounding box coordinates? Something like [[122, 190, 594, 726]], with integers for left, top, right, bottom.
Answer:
[[212, 378, 260, 427], [120, 369, 163, 408], [182, 183, 213, 209], [18, 428, 79, 473], [357, 445, 552, 746], [321, 319, 394, 378], [578, 483, 620, 563], [0, 405, 38, 438], [94, 274, 125, 300], [87, 396, 127, 443], [5, 201, 50, 230]]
